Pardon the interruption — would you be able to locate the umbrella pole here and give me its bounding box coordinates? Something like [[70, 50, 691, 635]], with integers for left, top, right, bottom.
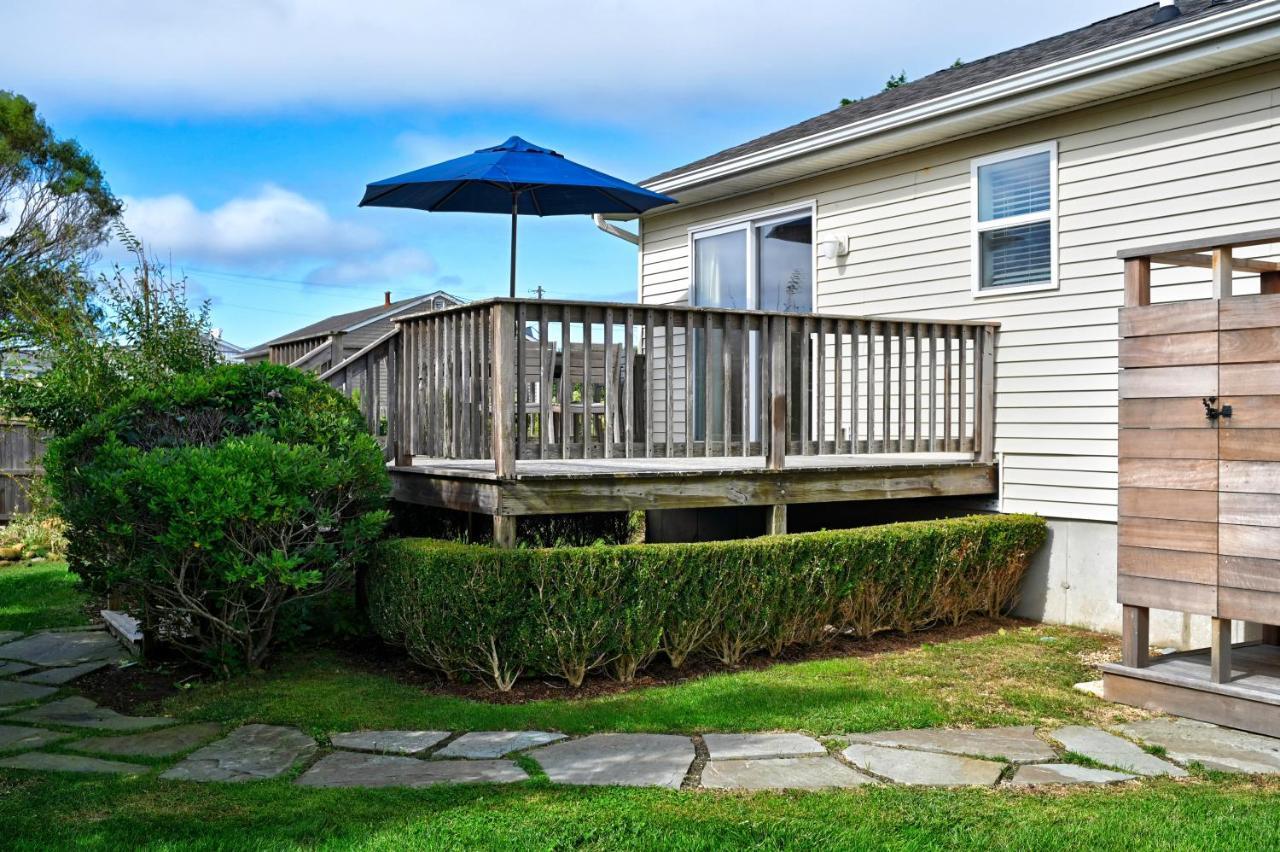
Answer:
[[509, 192, 519, 298]]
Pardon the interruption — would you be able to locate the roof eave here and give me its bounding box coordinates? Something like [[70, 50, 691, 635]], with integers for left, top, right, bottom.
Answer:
[[644, 1, 1280, 204]]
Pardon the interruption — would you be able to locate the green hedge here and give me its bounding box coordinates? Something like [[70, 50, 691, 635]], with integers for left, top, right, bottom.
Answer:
[[367, 514, 1046, 690]]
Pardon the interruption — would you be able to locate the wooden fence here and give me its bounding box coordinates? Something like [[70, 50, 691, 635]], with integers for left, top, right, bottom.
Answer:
[[0, 420, 45, 522]]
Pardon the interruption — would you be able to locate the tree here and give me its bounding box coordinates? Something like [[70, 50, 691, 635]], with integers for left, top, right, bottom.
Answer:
[[0, 91, 121, 343], [0, 225, 219, 437], [884, 71, 908, 91]]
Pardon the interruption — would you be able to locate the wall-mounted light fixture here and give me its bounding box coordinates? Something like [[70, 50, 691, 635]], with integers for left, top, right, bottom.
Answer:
[[818, 238, 849, 261]]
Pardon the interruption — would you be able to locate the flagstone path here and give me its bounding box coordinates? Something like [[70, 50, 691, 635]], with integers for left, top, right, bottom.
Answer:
[[4, 626, 1280, 789]]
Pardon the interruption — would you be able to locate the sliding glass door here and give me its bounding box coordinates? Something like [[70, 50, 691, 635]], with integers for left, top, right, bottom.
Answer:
[[691, 210, 813, 447]]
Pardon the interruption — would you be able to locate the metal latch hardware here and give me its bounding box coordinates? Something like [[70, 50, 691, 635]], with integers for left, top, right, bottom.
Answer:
[[1203, 397, 1232, 421]]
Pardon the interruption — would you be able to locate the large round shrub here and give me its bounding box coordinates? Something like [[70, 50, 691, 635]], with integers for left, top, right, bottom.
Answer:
[[45, 363, 390, 671]]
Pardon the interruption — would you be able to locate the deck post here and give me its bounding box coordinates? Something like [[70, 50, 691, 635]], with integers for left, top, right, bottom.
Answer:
[[766, 504, 786, 536], [1123, 257, 1151, 307], [327, 331, 346, 371], [492, 515, 517, 549], [1211, 617, 1232, 683], [1121, 605, 1149, 668], [1262, 270, 1280, 295], [977, 325, 995, 463], [1211, 247, 1234, 300], [1262, 625, 1280, 645]]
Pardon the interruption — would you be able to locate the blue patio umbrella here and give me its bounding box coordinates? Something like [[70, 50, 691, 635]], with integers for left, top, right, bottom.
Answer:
[[360, 136, 677, 297]]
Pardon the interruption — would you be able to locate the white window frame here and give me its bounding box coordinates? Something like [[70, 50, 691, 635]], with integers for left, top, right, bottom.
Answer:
[[686, 201, 818, 311], [970, 141, 1058, 298]]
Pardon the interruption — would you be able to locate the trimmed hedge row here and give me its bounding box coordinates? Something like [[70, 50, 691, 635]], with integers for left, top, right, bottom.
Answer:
[[366, 514, 1047, 690]]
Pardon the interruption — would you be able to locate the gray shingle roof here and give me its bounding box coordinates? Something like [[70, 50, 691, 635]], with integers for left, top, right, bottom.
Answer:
[[244, 290, 464, 355], [646, 0, 1250, 186]]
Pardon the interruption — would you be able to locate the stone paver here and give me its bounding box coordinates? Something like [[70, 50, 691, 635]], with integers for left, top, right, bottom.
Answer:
[[16, 660, 111, 686], [845, 726, 1055, 763], [69, 722, 224, 758], [436, 730, 566, 759], [0, 681, 57, 707], [0, 661, 34, 677], [0, 724, 70, 751], [1074, 680, 1105, 698], [0, 631, 124, 666], [1009, 763, 1136, 786], [161, 724, 316, 782], [702, 733, 826, 761], [329, 730, 450, 755], [10, 696, 174, 731], [0, 631, 21, 646], [533, 733, 695, 789], [841, 743, 1005, 786], [701, 756, 874, 790], [297, 751, 527, 788], [1050, 726, 1186, 777], [1117, 719, 1280, 774], [0, 751, 146, 775]]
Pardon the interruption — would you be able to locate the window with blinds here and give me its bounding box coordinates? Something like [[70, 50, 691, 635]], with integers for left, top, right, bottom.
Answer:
[[972, 143, 1056, 293]]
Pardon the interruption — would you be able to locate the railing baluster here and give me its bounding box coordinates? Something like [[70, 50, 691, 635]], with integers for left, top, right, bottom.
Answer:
[[644, 309, 655, 459], [740, 316, 751, 457], [913, 323, 923, 453], [624, 308, 635, 459], [664, 310, 673, 457], [799, 316, 811, 456], [896, 322, 906, 454], [722, 313, 733, 457], [958, 325, 969, 453], [880, 322, 891, 453], [944, 324, 954, 452], [928, 324, 937, 452], [834, 319, 843, 455], [538, 305, 549, 460], [866, 321, 876, 454], [582, 308, 592, 459], [604, 308, 615, 459], [561, 304, 571, 460], [703, 312, 714, 457], [851, 320, 861, 454], [685, 310, 694, 458]]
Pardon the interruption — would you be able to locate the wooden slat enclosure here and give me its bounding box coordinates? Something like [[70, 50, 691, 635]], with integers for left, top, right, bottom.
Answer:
[[0, 420, 44, 522], [1108, 229, 1280, 738]]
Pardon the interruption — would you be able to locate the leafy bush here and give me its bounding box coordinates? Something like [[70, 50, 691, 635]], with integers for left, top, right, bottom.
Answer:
[[0, 479, 67, 561], [367, 514, 1046, 690], [45, 362, 390, 672]]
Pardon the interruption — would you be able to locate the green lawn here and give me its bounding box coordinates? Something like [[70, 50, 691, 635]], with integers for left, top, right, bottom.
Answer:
[[0, 561, 89, 632], [4, 564, 1280, 850], [163, 625, 1123, 737]]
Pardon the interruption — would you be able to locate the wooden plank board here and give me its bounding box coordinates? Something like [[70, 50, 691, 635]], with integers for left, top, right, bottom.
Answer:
[[1219, 556, 1280, 594], [1119, 545, 1217, 585], [1119, 331, 1218, 368], [1221, 362, 1280, 396], [1218, 396, 1280, 429], [1119, 397, 1214, 430], [1118, 428, 1217, 460], [1119, 458, 1217, 490], [1218, 587, 1280, 624], [1119, 365, 1217, 399], [1103, 665, 1280, 738], [1218, 491, 1280, 526], [1118, 301, 1216, 337], [1117, 573, 1216, 614], [1220, 460, 1280, 493], [1219, 327, 1280, 364], [1119, 517, 1217, 554], [1218, 292, 1280, 330], [1219, 523, 1280, 560], [1118, 487, 1217, 522]]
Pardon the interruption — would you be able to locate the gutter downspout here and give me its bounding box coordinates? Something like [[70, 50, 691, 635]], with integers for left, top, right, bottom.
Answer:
[[593, 213, 639, 245]]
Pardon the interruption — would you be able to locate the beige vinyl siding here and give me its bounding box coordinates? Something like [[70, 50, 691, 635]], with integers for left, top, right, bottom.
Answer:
[[638, 59, 1280, 524]]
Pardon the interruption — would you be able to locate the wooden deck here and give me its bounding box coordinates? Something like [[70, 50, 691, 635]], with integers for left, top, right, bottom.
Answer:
[[390, 452, 996, 516], [1103, 643, 1280, 738]]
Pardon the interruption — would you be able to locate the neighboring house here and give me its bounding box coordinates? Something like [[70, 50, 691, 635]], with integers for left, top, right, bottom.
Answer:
[[208, 329, 246, 363], [618, 0, 1280, 645], [242, 290, 465, 370]]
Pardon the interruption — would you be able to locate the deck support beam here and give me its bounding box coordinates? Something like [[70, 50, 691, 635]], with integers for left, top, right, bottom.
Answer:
[[1262, 625, 1280, 645], [1121, 605, 1149, 669], [1211, 617, 1233, 683]]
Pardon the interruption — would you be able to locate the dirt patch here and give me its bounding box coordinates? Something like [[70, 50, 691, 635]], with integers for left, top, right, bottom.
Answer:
[[76, 658, 204, 715]]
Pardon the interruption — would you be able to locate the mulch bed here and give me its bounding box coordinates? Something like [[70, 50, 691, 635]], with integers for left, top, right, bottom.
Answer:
[[76, 615, 1032, 713]]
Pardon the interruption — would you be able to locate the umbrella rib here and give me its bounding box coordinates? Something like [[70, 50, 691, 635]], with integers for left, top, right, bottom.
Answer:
[[592, 187, 647, 214], [428, 181, 471, 212], [359, 184, 403, 207]]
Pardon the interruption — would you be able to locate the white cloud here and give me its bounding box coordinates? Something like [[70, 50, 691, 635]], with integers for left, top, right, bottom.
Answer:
[[306, 247, 437, 286], [121, 185, 381, 264], [4, 0, 1130, 121]]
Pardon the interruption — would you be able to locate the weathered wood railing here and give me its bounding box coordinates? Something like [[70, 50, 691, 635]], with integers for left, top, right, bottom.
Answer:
[[328, 298, 996, 471]]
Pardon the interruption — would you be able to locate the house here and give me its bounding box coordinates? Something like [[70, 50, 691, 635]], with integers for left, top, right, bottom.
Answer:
[[242, 289, 464, 371], [207, 329, 246, 363], [608, 0, 1280, 652]]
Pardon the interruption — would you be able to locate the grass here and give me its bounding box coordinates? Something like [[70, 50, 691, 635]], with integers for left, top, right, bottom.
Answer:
[[1, 772, 1277, 850], [0, 561, 88, 632], [163, 624, 1126, 738], [4, 564, 1280, 849]]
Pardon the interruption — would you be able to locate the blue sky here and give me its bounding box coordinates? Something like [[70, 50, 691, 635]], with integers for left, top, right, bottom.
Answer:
[[3, 0, 1129, 347]]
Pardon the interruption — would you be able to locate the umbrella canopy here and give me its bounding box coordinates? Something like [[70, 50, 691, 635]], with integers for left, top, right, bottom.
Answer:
[[360, 136, 676, 296]]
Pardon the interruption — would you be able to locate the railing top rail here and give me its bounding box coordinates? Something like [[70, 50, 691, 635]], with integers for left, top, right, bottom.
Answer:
[[1117, 227, 1280, 260], [318, 327, 400, 382], [393, 296, 1000, 329]]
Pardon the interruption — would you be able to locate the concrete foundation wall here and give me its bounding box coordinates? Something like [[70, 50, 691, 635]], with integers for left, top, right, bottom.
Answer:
[[1013, 518, 1257, 650]]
